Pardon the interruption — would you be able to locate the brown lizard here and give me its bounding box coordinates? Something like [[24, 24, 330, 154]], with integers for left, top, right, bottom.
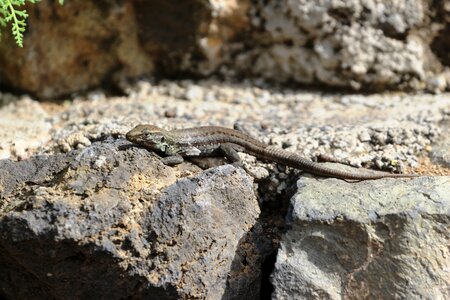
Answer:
[[126, 124, 418, 180]]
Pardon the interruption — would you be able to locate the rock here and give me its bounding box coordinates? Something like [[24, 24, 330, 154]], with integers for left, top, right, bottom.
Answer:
[[0, 98, 51, 160], [0, 0, 449, 98], [271, 176, 450, 299], [426, 73, 448, 94], [184, 85, 205, 101], [242, 0, 446, 91], [0, 139, 262, 299], [430, 122, 450, 168], [0, 0, 249, 99]]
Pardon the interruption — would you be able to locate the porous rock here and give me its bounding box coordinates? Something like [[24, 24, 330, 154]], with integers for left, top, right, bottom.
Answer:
[[0, 139, 261, 299], [271, 175, 450, 299], [0, 0, 249, 99], [1, 0, 449, 98], [430, 120, 450, 168], [244, 0, 448, 91]]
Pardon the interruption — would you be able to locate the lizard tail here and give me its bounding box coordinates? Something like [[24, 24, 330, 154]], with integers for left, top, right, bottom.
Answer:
[[255, 147, 418, 180]]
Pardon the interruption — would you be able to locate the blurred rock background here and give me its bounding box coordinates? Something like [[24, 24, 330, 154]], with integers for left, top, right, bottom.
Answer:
[[0, 0, 449, 98]]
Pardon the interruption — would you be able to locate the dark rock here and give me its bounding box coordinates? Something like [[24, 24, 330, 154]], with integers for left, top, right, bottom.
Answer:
[[0, 139, 261, 299]]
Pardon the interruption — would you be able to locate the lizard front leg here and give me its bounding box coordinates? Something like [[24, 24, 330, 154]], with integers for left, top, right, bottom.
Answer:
[[161, 155, 185, 166]]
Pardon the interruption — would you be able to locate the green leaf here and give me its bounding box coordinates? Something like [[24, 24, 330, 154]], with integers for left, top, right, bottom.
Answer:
[[0, 0, 64, 47]]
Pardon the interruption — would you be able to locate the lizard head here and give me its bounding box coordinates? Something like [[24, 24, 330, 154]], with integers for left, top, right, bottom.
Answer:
[[126, 124, 174, 153]]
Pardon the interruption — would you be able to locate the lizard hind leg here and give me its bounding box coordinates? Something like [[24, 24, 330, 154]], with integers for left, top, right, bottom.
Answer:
[[219, 143, 245, 167]]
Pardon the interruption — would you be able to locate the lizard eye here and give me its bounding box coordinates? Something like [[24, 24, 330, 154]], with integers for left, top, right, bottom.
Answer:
[[160, 136, 165, 143]]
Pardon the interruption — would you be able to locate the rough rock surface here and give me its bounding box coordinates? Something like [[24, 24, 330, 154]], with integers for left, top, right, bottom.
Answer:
[[0, 0, 449, 98], [0, 77, 449, 298], [0, 97, 51, 160], [0, 0, 248, 99], [0, 139, 262, 299], [0, 81, 449, 204], [430, 119, 450, 168], [243, 0, 449, 92], [2, 83, 450, 169], [271, 175, 450, 299]]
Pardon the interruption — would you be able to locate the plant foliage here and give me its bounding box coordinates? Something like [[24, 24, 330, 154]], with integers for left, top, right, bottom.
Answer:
[[0, 0, 64, 47]]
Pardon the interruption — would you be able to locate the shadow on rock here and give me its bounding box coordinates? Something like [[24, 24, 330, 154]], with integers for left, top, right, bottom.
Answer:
[[0, 138, 265, 299]]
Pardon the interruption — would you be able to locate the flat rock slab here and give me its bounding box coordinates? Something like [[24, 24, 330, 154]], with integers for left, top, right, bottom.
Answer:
[[271, 176, 450, 299], [0, 139, 261, 299]]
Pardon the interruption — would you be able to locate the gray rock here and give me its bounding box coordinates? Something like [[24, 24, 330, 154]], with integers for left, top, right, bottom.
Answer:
[[430, 120, 450, 168], [271, 176, 450, 299], [243, 0, 445, 91], [0, 139, 261, 300], [426, 74, 448, 94], [0, 98, 51, 160], [184, 85, 205, 101]]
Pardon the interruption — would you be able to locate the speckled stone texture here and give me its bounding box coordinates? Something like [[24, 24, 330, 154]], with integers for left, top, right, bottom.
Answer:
[[0, 75, 449, 298], [243, 0, 449, 92], [0, 139, 262, 299], [0, 0, 449, 98], [430, 120, 450, 168], [271, 175, 450, 299]]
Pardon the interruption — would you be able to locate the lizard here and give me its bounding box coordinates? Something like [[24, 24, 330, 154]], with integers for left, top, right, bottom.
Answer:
[[125, 124, 419, 180]]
